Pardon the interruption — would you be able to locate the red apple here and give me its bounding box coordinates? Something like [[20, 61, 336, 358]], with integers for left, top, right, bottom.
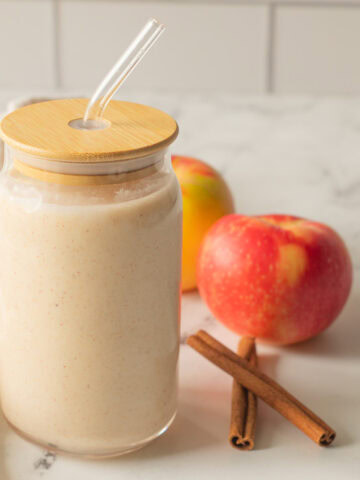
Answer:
[[197, 214, 352, 345]]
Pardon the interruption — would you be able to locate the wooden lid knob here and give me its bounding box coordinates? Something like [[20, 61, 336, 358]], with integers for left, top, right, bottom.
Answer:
[[0, 98, 178, 163]]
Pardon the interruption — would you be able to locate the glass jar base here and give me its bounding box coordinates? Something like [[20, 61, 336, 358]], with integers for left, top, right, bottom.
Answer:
[[5, 411, 177, 459]]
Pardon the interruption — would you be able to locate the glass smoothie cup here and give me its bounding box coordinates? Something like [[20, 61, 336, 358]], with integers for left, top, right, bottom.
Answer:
[[0, 98, 182, 458]]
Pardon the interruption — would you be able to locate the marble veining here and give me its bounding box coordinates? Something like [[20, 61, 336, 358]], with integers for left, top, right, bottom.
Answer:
[[34, 452, 56, 475], [0, 91, 359, 479]]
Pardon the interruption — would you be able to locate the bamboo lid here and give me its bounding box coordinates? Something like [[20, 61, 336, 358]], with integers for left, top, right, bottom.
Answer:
[[0, 98, 178, 163]]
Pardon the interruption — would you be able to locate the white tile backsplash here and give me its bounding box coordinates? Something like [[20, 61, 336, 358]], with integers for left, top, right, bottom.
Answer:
[[0, 0, 55, 89], [1, 1, 360, 94], [273, 6, 360, 94], [58, 1, 269, 92]]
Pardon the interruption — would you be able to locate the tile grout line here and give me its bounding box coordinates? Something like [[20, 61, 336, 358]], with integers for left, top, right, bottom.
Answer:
[[266, 4, 275, 93], [52, 0, 61, 90], [47, 0, 360, 6], [272, 1, 360, 7]]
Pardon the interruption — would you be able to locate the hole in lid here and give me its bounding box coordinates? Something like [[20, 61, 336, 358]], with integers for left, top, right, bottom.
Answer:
[[68, 118, 110, 131]]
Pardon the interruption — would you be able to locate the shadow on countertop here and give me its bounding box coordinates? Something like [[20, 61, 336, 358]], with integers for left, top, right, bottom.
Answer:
[[0, 412, 12, 480], [120, 396, 224, 462], [281, 283, 360, 360]]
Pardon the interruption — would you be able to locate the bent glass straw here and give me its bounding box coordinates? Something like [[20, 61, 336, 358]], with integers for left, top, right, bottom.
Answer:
[[83, 18, 165, 125]]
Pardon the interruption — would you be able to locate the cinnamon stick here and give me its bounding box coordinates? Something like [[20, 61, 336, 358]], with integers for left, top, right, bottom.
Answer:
[[187, 330, 336, 446], [207, 334, 257, 449], [229, 337, 257, 450]]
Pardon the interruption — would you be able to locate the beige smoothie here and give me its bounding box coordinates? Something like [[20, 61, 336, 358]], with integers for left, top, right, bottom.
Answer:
[[0, 164, 182, 456]]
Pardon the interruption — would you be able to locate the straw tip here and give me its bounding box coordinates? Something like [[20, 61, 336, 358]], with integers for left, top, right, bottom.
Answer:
[[149, 17, 166, 30]]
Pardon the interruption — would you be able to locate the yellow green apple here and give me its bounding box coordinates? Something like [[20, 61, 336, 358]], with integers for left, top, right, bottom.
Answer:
[[172, 155, 234, 291]]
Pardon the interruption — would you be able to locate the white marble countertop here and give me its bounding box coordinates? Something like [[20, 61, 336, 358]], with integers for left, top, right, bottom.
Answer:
[[0, 91, 359, 479]]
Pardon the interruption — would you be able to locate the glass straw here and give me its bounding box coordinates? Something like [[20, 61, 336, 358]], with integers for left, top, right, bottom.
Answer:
[[83, 18, 165, 127]]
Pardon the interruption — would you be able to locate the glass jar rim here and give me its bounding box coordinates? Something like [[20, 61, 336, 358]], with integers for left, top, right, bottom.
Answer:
[[10, 148, 166, 176], [5, 147, 167, 186]]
